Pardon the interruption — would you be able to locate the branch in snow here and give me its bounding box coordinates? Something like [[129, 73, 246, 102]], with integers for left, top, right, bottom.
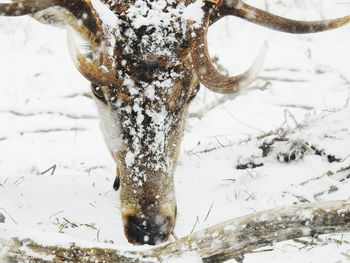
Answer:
[[299, 165, 350, 201], [1, 200, 350, 262]]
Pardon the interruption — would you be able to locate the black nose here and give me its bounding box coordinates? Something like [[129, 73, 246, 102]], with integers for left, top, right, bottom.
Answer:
[[126, 215, 170, 245]]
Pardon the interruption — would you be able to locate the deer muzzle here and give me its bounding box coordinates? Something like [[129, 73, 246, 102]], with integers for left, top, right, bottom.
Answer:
[[117, 154, 178, 245], [123, 212, 174, 245]]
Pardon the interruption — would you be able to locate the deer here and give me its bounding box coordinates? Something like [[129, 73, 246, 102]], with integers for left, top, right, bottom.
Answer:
[[0, 0, 349, 246]]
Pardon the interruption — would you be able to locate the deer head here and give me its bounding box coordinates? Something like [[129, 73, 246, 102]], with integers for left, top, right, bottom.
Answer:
[[1, 0, 349, 245]]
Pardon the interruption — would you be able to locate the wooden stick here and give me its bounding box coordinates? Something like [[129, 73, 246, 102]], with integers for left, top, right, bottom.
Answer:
[[1, 200, 350, 263]]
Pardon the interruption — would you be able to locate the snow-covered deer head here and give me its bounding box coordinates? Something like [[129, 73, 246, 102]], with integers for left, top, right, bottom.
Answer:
[[1, 0, 349, 245]]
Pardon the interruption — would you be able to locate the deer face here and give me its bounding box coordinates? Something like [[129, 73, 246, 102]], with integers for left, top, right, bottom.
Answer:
[[86, 1, 200, 244], [92, 11, 198, 243], [1, 0, 349, 245]]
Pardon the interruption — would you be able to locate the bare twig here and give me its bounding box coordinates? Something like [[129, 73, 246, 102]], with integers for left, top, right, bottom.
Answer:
[[40, 164, 57, 176], [190, 216, 199, 235], [49, 210, 65, 220], [0, 208, 17, 225], [204, 202, 214, 222], [96, 228, 100, 243]]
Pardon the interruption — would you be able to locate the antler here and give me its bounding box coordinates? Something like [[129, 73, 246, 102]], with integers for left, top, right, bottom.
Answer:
[[210, 0, 350, 32], [0, 0, 117, 86], [191, 7, 267, 94], [67, 28, 116, 86], [191, 0, 350, 94]]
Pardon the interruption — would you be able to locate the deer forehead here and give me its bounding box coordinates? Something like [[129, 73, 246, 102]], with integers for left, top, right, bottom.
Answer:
[[100, 0, 204, 59], [90, 1, 203, 112]]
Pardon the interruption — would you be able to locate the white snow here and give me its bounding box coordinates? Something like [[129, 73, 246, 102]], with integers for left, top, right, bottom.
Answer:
[[182, 0, 204, 28], [91, 0, 119, 28], [0, 0, 350, 262]]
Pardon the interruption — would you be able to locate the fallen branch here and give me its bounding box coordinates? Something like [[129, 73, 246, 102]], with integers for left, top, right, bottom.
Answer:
[[1, 200, 350, 262]]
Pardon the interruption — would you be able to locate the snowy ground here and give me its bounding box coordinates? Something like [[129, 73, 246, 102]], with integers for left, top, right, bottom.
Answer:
[[1, 0, 350, 262]]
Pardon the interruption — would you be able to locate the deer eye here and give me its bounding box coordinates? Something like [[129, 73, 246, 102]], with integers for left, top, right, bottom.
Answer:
[[91, 84, 106, 102]]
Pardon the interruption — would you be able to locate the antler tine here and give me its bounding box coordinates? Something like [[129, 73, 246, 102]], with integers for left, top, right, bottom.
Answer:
[[67, 28, 117, 86], [210, 0, 350, 33], [191, 10, 267, 94]]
